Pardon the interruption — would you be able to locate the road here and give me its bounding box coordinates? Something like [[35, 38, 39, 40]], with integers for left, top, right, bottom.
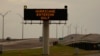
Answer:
[[0, 38, 56, 51]]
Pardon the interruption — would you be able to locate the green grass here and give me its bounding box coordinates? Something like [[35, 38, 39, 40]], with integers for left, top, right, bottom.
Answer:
[[0, 45, 98, 56]]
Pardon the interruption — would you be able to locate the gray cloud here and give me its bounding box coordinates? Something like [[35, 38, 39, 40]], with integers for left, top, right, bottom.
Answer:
[[0, 0, 100, 39]]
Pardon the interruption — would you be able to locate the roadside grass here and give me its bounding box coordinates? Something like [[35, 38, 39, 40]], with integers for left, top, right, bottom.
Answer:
[[0, 45, 98, 56]]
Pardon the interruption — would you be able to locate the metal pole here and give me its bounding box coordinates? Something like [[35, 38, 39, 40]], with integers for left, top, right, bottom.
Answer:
[[22, 21, 24, 39], [62, 25, 64, 38], [56, 24, 58, 39], [67, 25, 69, 35], [43, 20, 49, 56], [85, 28, 87, 34], [2, 16, 4, 40], [16, 14, 24, 39], [75, 25, 78, 34], [69, 24, 71, 34], [81, 26, 82, 34], [81, 25, 84, 34], [67, 24, 71, 35]]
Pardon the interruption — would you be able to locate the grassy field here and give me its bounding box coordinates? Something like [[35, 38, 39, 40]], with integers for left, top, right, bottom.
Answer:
[[0, 45, 98, 56]]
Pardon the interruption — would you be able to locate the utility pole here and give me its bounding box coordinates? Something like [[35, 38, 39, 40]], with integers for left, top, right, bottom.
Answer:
[[0, 11, 11, 41]]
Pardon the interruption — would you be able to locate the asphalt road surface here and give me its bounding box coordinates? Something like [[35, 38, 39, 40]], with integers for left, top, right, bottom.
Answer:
[[0, 38, 57, 51]]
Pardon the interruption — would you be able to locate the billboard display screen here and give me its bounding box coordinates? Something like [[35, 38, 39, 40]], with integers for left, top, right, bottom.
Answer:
[[24, 9, 68, 20]]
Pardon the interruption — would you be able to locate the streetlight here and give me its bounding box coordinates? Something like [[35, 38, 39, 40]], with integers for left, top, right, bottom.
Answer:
[[74, 24, 78, 34], [69, 24, 72, 35], [85, 28, 87, 34], [80, 25, 84, 34], [16, 13, 24, 39], [67, 24, 71, 35], [67, 25, 70, 35], [0, 11, 11, 40]]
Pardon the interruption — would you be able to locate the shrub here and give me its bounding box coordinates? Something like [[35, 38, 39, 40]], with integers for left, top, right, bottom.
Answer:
[[6, 37, 11, 41]]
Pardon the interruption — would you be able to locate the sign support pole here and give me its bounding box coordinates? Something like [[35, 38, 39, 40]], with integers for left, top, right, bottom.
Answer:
[[43, 20, 49, 56]]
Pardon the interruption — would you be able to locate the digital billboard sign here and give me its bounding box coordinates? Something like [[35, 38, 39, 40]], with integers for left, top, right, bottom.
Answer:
[[24, 9, 68, 20]]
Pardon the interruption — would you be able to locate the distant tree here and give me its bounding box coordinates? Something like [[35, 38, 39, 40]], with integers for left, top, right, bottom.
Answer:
[[6, 37, 11, 41]]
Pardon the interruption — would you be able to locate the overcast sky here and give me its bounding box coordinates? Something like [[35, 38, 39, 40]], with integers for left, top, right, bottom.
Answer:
[[0, 0, 100, 39]]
